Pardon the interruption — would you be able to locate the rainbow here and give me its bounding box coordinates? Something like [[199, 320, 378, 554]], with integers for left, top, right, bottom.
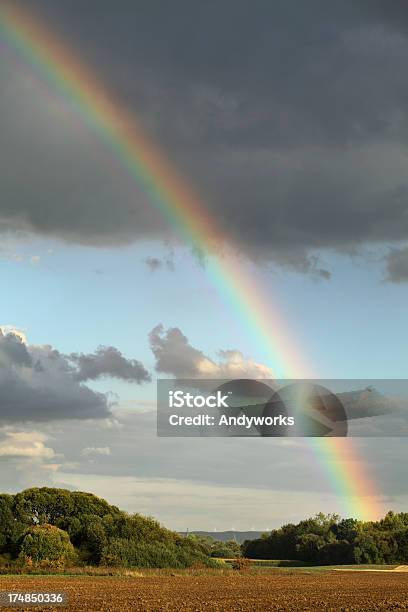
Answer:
[[0, 1, 383, 520]]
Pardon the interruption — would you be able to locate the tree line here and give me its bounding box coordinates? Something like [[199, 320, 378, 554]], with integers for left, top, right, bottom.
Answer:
[[242, 512, 408, 564], [0, 488, 219, 569], [2, 489, 407, 568]]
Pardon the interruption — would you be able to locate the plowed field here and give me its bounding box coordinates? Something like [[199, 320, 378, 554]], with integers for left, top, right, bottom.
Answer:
[[1, 572, 408, 611]]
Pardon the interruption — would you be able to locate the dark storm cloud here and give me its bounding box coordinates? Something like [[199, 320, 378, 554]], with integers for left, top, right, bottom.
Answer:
[[70, 346, 151, 383], [2, 1, 408, 275], [0, 331, 150, 422]]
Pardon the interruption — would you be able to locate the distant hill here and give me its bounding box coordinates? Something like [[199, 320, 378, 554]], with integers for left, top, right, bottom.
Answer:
[[180, 530, 266, 544]]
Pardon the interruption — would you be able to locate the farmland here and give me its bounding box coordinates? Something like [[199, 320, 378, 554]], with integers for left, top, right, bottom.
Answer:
[[1, 570, 408, 611]]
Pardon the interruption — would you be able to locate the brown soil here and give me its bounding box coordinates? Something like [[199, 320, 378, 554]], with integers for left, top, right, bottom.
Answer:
[[1, 572, 408, 611]]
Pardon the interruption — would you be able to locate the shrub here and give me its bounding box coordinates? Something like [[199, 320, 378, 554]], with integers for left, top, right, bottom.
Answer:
[[100, 538, 218, 569], [211, 540, 242, 558], [317, 540, 354, 565], [18, 524, 76, 567], [231, 557, 251, 571]]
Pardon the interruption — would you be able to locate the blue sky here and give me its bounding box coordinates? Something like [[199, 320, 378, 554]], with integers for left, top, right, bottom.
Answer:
[[3, 239, 408, 385]]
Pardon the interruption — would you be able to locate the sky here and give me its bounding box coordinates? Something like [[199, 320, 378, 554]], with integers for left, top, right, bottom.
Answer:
[[1, 0, 408, 531]]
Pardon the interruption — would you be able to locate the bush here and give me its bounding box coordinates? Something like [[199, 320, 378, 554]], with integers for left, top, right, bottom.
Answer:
[[0, 488, 226, 570], [317, 540, 354, 565], [18, 524, 76, 567], [231, 557, 251, 571], [100, 538, 218, 569], [211, 540, 242, 558]]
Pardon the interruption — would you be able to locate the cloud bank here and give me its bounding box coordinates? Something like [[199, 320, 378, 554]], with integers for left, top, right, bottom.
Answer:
[[2, 1, 408, 277]]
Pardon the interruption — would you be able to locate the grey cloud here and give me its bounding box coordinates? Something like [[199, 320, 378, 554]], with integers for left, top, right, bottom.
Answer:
[[267, 251, 332, 280], [149, 325, 206, 378], [0, 344, 110, 423], [149, 324, 273, 378], [70, 346, 151, 383], [0, 55, 165, 246], [0, 331, 150, 422], [144, 256, 175, 273], [2, 1, 408, 274], [0, 330, 32, 367], [384, 246, 408, 283], [144, 257, 162, 272]]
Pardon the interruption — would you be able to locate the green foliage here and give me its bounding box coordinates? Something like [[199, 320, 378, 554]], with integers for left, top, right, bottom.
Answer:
[[296, 533, 327, 562], [18, 524, 76, 566], [243, 511, 408, 566], [210, 540, 242, 558], [79, 515, 108, 563], [100, 537, 218, 569], [0, 494, 18, 553], [318, 540, 354, 565], [0, 488, 215, 570], [183, 534, 241, 558], [332, 518, 359, 542], [5, 488, 408, 569]]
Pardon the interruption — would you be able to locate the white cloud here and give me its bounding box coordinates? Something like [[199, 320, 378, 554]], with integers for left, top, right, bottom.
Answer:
[[197, 349, 273, 379], [0, 430, 55, 459], [0, 326, 27, 344], [81, 446, 111, 457]]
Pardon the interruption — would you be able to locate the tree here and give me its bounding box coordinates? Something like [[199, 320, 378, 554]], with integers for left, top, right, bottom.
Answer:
[[18, 524, 76, 566], [332, 518, 360, 543], [0, 488, 221, 569], [13, 488, 74, 525], [79, 515, 108, 563], [0, 494, 16, 553], [317, 540, 354, 565], [296, 533, 326, 562], [352, 530, 397, 565], [210, 540, 241, 558]]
